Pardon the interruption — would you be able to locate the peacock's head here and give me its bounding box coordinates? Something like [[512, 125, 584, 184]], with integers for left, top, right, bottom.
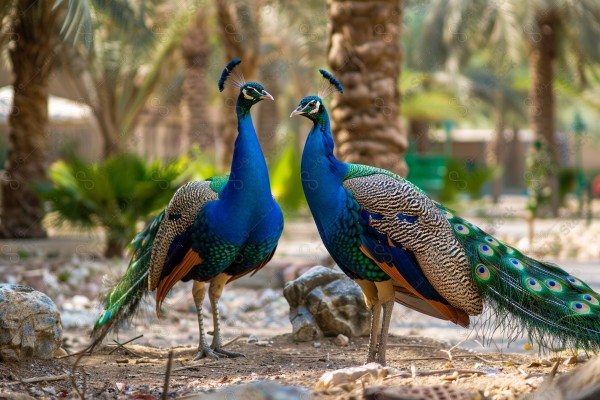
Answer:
[[290, 69, 343, 122], [218, 59, 273, 108], [290, 96, 325, 121], [238, 82, 274, 103]]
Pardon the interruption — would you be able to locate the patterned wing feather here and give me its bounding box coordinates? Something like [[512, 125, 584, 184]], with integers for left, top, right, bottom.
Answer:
[[148, 180, 220, 290], [343, 172, 482, 315]]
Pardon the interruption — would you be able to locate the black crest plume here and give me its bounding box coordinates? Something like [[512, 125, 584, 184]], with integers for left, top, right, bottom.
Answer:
[[218, 58, 244, 92], [318, 69, 344, 98]]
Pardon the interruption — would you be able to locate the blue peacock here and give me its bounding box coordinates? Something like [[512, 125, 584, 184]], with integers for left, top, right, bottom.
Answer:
[[92, 59, 284, 360], [291, 69, 600, 365]]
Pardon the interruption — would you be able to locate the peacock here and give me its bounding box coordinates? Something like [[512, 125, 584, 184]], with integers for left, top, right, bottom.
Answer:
[[91, 59, 284, 360], [291, 69, 600, 366]]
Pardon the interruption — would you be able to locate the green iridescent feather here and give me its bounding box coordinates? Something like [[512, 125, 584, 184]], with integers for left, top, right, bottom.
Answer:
[[208, 175, 229, 193], [439, 205, 600, 351], [91, 210, 164, 344]]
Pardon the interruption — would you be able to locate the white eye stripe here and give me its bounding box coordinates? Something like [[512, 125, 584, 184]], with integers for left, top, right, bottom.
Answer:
[[242, 89, 253, 100], [308, 101, 320, 114]]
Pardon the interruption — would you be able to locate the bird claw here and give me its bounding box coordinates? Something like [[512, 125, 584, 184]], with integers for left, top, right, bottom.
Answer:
[[212, 347, 245, 358], [193, 346, 221, 360]]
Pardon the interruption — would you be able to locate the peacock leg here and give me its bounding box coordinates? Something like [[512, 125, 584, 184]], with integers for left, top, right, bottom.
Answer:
[[209, 273, 244, 357], [355, 279, 381, 364], [367, 302, 382, 363], [376, 300, 394, 366], [192, 281, 220, 360], [374, 281, 395, 366]]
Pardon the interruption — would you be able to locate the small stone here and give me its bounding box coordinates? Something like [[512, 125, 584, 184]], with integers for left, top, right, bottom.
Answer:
[[247, 335, 258, 343], [42, 386, 57, 396], [313, 342, 321, 348], [115, 382, 125, 391], [116, 359, 129, 364], [256, 340, 272, 347], [334, 334, 349, 347]]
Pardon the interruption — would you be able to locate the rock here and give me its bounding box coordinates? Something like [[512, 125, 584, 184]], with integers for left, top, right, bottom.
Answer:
[[306, 277, 370, 337], [288, 306, 318, 342], [334, 334, 349, 347], [0, 284, 62, 361], [247, 335, 258, 343], [313, 342, 321, 348], [316, 363, 387, 389], [530, 355, 600, 400], [364, 385, 479, 400], [283, 265, 369, 341], [283, 266, 345, 309], [199, 381, 312, 400]]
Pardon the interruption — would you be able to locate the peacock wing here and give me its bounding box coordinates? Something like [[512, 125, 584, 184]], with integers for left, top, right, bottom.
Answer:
[[358, 222, 470, 327], [148, 180, 222, 292], [342, 170, 483, 316]]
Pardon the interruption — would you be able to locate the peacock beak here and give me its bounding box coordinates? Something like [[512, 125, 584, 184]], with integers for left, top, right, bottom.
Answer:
[[290, 106, 304, 118], [260, 91, 274, 101]]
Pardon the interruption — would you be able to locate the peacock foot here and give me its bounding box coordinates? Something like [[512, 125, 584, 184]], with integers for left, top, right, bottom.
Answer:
[[193, 345, 221, 360], [375, 352, 386, 366], [211, 347, 244, 358], [366, 345, 378, 364]]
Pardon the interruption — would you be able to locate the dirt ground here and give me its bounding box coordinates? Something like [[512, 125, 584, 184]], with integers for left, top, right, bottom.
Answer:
[[0, 218, 597, 399], [0, 332, 582, 399]]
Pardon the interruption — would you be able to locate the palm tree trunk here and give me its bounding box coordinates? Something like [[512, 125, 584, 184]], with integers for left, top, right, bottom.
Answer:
[[181, 10, 214, 154], [0, 1, 60, 238], [256, 61, 280, 155], [409, 119, 430, 153], [487, 91, 506, 204], [326, 0, 408, 176], [528, 11, 559, 215], [214, 0, 261, 170]]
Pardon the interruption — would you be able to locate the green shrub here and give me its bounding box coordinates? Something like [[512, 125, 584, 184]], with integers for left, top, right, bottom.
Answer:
[[269, 140, 307, 216], [440, 158, 499, 203], [36, 153, 188, 257]]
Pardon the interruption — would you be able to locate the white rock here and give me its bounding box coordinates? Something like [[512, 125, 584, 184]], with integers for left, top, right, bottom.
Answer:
[[334, 334, 349, 347], [316, 363, 387, 389]]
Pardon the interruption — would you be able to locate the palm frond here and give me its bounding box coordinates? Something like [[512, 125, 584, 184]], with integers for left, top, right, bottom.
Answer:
[[54, 0, 93, 47]]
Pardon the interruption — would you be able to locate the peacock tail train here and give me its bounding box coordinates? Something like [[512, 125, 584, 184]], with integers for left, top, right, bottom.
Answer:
[[90, 210, 164, 345], [440, 205, 600, 352]]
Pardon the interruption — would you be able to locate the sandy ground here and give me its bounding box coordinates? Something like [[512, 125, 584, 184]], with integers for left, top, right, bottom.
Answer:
[[0, 202, 599, 398]]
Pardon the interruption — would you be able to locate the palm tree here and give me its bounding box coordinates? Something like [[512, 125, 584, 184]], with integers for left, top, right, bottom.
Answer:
[[326, 0, 407, 175], [61, 3, 188, 159], [181, 8, 215, 154], [214, 0, 261, 170], [0, 0, 64, 238], [415, 0, 600, 212], [523, 2, 600, 213]]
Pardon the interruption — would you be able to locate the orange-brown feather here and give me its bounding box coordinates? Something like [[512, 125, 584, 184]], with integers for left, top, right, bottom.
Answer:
[[155, 250, 203, 316]]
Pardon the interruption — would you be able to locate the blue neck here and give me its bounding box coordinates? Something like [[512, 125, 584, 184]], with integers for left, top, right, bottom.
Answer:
[[301, 110, 349, 228], [220, 101, 272, 214]]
